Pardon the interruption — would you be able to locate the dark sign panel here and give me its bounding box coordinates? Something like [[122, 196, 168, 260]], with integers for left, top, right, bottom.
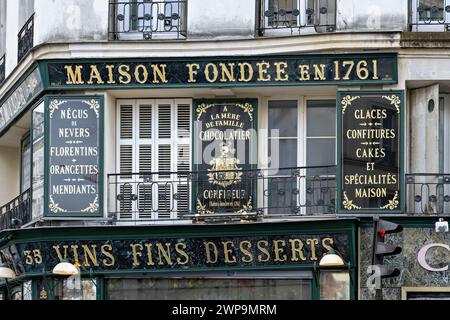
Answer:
[[337, 91, 403, 213], [194, 100, 257, 214], [3, 233, 349, 275], [45, 96, 103, 217], [43, 53, 397, 89], [0, 67, 43, 135]]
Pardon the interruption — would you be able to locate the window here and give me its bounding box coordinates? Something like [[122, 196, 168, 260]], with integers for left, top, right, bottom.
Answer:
[[319, 271, 350, 300], [31, 102, 45, 219], [412, 0, 450, 31], [21, 134, 31, 193], [53, 279, 97, 300], [306, 100, 336, 169], [107, 272, 312, 300], [260, 0, 336, 35], [112, 0, 187, 40], [115, 99, 191, 221], [418, 0, 444, 21], [265, 99, 336, 215]]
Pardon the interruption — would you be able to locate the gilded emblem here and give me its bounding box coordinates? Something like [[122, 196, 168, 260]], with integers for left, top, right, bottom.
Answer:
[[207, 142, 242, 188]]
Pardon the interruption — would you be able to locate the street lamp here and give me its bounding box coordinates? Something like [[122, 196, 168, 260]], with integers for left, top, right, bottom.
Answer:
[[0, 263, 16, 279], [52, 259, 79, 276], [319, 249, 345, 267]]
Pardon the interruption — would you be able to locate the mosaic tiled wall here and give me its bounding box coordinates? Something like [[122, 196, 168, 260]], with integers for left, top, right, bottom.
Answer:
[[359, 227, 450, 300]]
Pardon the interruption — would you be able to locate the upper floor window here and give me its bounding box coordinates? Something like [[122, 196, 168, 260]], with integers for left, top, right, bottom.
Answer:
[[17, 0, 34, 62], [258, 0, 336, 37], [0, 0, 6, 83], [411, 0, 450, 31], [110, 0, 187, 40]]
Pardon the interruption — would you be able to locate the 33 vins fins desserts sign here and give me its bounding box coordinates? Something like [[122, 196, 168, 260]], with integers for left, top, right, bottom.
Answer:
[[45, 96, 103, 217], [194, 99, 257, 214], [337, 91, 404, 213]]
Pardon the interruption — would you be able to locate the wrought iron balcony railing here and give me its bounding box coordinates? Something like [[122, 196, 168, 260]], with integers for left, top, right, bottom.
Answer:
[[0, 54, 5, 84], [107, 166, 336, 222], [406, 173, 450, 215], [0, 189, 31, 231], [409, 0, 450, 31], [17, 14, 34, 63], [257, 0, 336, 36], [110, 0, 187, 40]]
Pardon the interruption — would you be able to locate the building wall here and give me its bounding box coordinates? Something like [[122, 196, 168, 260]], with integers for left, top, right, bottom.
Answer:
[[0, 146, 20, 204], [33, 0, 109, 45], [337, 0, 408, 31], [188, 0, 256, 38], [359, 227, 450, 300]]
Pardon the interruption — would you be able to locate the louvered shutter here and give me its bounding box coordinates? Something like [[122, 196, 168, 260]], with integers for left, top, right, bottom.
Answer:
[[116, 99, 192, 221], [117, 102, 136, 219], [176, 102, 191, 214], [137, 103, 153, 219]]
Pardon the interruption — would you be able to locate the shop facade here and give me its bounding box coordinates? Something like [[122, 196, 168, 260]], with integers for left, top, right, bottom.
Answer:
[[0, 220, 357, 300]]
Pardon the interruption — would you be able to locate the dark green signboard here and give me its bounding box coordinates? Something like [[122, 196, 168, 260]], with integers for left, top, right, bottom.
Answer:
[[42, 53, 397, 89], [337, 91, 404, 214], [2, 233, 349, 275], [193, 99, 257, 214], [45, 96, 104, 217], [0, 67, 43, 135]]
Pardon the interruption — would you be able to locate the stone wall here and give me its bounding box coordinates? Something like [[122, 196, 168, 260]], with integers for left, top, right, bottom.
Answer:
[[359, 227, 450, 300]]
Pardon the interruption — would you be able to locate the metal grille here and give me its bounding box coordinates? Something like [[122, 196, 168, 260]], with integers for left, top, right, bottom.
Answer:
[[110, 0, 187, 40]]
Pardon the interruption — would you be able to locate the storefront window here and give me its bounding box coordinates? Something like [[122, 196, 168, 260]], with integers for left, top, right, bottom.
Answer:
[[31, 102, 45, 219], [53, 279, 97, 300], [107, 278, 311, 300], [319, 271, 350, 300], [21, 134, 31, 193]]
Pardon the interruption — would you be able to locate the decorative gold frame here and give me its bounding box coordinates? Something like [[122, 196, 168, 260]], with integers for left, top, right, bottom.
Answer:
[[401, 287, 450, 300]]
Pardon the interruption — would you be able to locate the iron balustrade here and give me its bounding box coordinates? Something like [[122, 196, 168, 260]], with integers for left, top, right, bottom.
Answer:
[[257, 0, 336, 36], [110, 0, 187, 40], [410, 0, 450, 31], [406, 173, 450, 215], [0, 54, 5, 84], [107, 166, 337, 222], [17, 14, 34, 63], [0, 189, 31, 231]]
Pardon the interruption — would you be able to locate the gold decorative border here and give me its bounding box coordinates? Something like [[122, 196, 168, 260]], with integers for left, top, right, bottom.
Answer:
[[49, 195, 67, 213], [342, 191, 362, 210], [341, 95, 360, 114], [382, 94, 401, 114], [380, 191, 399, 210], [196, 103, 214, 120], [236, 103, 254, 121]]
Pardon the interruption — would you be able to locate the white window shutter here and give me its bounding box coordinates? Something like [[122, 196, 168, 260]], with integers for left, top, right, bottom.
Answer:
[[116, 99, 192, 221]]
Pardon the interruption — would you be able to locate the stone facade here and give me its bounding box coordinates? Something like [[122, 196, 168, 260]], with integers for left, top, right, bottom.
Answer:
[[360, 227, 450, 300]]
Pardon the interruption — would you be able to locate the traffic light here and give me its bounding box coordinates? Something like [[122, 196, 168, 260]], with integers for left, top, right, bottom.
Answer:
[[371, 217, 403, 300]]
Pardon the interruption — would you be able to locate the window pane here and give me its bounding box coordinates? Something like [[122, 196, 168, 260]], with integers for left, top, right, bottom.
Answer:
[[107, 278, 311, 300], [53, 279, 97, 300], [307, 138, 335, 166], [21, 136, 31, 192], [307, 100, 336, 137], [419, 0, 444, 21], [269, 138, 297, 169], [319, 272, 350, 300], [268, 100, 297, 137], [32, 102, 45, 219], [268, 0, 298, 27]]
